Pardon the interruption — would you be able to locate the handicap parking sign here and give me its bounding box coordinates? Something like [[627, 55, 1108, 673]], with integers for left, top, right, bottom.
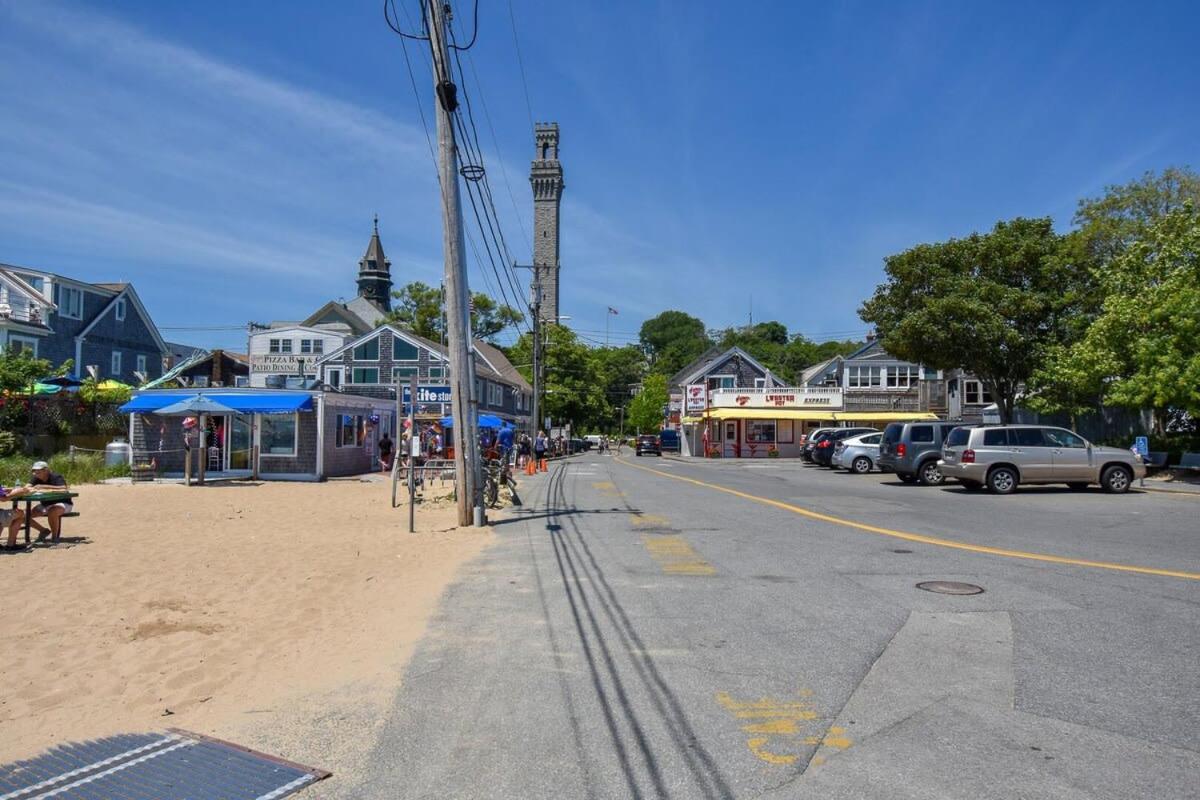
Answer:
[[1133, 436, 1149, 458]]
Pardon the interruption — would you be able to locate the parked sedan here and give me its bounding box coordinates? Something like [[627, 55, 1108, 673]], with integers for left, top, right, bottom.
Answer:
[[813, 428, 878, 467], [939, 425, 1146, 494], [833, 432, 884, 473]]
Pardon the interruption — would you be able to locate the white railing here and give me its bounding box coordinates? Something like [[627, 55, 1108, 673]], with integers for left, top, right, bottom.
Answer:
[[0, 298, 46, 325]]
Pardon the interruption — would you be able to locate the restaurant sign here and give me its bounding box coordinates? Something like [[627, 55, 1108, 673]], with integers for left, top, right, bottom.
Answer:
[[685, 384, 707, 413], [250, 354, 309, 373], [710, 389, 841, 409]]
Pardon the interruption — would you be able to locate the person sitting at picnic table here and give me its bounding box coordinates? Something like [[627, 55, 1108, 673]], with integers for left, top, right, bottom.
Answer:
[[5, 461, 72, 549]]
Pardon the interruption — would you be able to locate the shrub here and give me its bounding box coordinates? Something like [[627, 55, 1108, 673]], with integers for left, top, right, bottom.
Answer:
[[0, 452, 129, 487], [0, 430, 17, 457]]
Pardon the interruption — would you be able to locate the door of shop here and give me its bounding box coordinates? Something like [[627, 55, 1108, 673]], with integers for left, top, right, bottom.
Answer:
[[723, 420, 740, 458], [227, 414, 253, 470]]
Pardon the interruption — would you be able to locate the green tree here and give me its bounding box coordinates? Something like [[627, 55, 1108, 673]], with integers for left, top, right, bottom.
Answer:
[[627, 374, 669, 433], [508, 325, 607, 430], [591, 345, 648, 432], [860, 218, 1073, 423], [386, 281, 443, 340], [387, 281, 524, 342], [1053, 204, 1200, 427], [0, 350, 53, 393], [1074, 166, 1200, 267], [640, 310, 711, 377]]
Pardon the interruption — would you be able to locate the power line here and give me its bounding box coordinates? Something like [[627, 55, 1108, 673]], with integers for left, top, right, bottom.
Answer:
[[506, 0, 536, 132], [383, 0, 429, 41]]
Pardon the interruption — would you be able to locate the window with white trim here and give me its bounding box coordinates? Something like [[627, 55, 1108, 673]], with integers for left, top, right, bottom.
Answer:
[[746, 421, 776, 443], [300, 339, 313, 354], [353, 339, 379, 360], [58, 286, 83, 319], [393, 365, 419, 380], [115, 298, 127, 321], [428, 365, 446, 379], [964, 380, 993, 405], [136, 354, 147, 374], [311, 339, 323, 354], [260, 413, 298, 456], [846, 365, 882, 388], [351, 367, 379, 384], [707, 375, 735, 390], [488, 382, 504, 406], [885, 365, 920, 388], [754, 377, 767, 388], [111, 350, 122, 376], [7, 335, 38, 356], [280, 339, 293, 354]]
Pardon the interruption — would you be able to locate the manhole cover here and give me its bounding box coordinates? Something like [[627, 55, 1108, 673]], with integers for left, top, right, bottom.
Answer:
[[916, 580, 984, 595]]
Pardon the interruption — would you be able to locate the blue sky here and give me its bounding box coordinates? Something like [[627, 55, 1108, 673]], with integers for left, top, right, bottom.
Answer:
[[1, 1, 1197, 352]]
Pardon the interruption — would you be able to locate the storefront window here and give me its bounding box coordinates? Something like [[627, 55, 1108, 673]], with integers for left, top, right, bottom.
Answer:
[[746, 421, 776, 443], [885, 366, 920, 388], [336, 414, 363, 448], [260, 414, 297, 456]]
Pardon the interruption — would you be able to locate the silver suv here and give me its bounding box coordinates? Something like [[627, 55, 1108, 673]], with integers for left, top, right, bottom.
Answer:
[[939, 425, 1146, 494]]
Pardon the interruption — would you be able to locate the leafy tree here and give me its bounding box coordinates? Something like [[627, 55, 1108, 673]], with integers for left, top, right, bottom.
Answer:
[[1052, 204, 1200, 428], [387, 281, 524, 342], [627, 373, 669, 433], [1074, 166, 1200, 267], [640, 311, 711, 377], [0, 350, 53, 393], [386, 281, 443, 340], [469, 293, 525, 341], [591, 345, 648, 431], [860, 218, 1073, 423], [508, 325, 607, 431]]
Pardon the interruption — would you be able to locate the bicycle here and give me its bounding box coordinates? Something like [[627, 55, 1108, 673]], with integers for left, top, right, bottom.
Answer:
[[483, 446, 521, 508]]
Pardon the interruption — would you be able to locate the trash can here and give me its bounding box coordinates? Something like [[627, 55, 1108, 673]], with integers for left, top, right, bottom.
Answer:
[[105, 438, 132, 467]]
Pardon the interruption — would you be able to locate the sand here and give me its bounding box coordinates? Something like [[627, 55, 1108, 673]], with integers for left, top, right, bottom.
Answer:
[[0, 477, 490, 787]]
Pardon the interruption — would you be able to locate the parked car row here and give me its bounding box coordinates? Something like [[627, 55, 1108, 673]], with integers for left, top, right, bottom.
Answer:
[[812, 421, 1146, 495]]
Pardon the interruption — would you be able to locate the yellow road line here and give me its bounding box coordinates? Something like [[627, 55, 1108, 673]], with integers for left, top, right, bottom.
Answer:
[[616, 457, 1200, 581]]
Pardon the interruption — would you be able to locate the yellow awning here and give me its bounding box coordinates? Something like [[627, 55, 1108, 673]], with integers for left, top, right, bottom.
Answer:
[[831, 411, 939, 421], [681, 416, 704, 424], [706, 407, 839, 421]]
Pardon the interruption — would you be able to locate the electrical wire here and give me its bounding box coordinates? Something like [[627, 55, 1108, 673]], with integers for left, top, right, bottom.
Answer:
[[383, 0, 429, 40], [506, 0, 536, 131], [446, 0, 479, 50]]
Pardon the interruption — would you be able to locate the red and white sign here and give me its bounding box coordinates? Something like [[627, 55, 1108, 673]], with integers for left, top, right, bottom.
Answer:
[[710, 388, 841, 409], [685, 384, 707, 413]]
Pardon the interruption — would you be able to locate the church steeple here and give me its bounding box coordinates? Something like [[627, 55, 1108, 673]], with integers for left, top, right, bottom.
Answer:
[[357, 215, 393, 312]]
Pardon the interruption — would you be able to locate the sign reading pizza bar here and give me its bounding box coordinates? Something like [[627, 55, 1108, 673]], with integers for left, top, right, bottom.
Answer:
[[710, 389, 842, 409], [685, 384, 707, 413]]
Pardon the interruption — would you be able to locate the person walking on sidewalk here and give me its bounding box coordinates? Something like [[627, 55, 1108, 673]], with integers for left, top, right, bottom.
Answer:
[[534, 430, 548, 466]]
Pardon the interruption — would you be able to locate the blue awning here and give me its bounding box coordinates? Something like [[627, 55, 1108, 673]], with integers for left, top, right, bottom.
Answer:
[[121, 392, 314, 414]]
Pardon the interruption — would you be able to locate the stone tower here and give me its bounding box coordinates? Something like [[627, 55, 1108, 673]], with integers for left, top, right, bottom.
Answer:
[[530, 123, 564, 324], [357, 215, 393, 312]]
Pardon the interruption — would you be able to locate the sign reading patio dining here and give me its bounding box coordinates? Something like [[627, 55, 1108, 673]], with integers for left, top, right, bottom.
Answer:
[[250, 354, 307, 373]]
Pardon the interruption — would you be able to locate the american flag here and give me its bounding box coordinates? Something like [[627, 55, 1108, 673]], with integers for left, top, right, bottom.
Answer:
[[607, 306, 618, 315]]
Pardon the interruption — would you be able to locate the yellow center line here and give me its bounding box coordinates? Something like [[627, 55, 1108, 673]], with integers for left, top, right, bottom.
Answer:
[[616, 457, 1200, 581]]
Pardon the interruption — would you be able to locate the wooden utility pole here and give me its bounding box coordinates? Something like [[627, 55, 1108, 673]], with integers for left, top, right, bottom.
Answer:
[[427, 0, 480, 526], [515, 262, 543, 440]]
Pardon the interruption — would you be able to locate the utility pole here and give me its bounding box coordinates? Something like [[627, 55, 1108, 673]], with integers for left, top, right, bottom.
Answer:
[[516, 262, 543, 439], [427, 0, 480, 527]]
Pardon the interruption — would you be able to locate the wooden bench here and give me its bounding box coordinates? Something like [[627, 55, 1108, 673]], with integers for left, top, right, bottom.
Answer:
[[1169, 452, 1200, 474]]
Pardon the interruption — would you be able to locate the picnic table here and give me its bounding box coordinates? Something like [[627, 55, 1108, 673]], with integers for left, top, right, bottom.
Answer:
[[8, 491, 79, 546]]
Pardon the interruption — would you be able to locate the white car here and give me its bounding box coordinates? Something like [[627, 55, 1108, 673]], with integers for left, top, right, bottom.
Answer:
[[833, 432, 884, 474]]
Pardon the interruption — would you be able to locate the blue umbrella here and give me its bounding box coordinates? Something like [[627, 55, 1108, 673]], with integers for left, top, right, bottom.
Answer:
[[440, 412, 505, 428], [154, 394, 239, 416]]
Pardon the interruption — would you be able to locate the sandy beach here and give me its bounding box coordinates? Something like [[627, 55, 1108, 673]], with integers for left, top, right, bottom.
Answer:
[[0, 477, 489, 787]]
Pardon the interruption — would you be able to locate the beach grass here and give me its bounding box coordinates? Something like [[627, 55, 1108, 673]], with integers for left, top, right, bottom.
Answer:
[[0, 452, 130, 487]]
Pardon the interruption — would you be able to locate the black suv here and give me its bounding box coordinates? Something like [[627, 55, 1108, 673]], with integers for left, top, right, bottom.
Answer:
[[635, 434, 661, 456], [878, 421, 975, 485], [812, 427, 878, 467]]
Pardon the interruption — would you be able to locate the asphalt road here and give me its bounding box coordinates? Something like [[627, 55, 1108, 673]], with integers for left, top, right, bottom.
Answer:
[[346, 454, 1200, 799]]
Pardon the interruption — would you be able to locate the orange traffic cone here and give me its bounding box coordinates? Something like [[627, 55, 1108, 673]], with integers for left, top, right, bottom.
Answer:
[[539, 458, 548, 472], [526, 459, 535, 476]]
